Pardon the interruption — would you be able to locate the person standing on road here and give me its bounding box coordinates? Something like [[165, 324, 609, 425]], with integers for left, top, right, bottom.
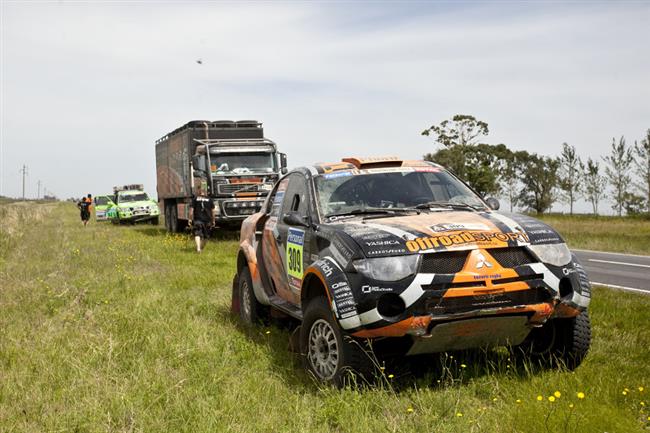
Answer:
[[190, 185, 215, 253], [77, 194, 92, 227]]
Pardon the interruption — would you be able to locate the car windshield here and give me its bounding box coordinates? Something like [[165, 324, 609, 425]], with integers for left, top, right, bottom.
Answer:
[[314, 168, 487, 217], [211, 152, 275, 174], [119, 193, 148, 202]]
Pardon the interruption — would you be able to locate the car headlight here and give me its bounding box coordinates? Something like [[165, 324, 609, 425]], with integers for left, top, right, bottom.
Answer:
[[528, 243, 572, 267], [353, 255, 420, 281]]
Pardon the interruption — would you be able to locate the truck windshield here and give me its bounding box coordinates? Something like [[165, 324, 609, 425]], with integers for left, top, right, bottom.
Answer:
[[95, 196, 111, 206], [314, 168, 487, 217], [211, 153, 275, 174], [120, 193, 149, 202]]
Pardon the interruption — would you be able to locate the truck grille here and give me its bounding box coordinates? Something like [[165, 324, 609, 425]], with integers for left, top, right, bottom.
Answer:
[[218, 183, 258, 194], [488, 247, 536, 268]]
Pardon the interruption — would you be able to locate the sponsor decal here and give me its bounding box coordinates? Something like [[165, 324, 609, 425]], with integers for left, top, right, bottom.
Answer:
[[406, 231, 530, 252], [365, 239, 400, 247], [331, 281, 356, 315], [413, 166, 441, 172], [361, 285, 393, 294], [473, 274, 502, 280], [286, 228, 305, 288], [366, 248, 407, 256], [430, 223, 490, 233], [323, 171, 353, 179], [321, 261, 334, 277]]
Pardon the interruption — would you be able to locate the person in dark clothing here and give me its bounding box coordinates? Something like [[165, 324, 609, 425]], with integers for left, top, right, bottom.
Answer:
[[77, 194, 92, 227], [190, 186, 215, 252]]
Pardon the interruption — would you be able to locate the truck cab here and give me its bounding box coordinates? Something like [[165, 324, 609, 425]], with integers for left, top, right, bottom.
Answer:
[[156, 120, 287, 232]]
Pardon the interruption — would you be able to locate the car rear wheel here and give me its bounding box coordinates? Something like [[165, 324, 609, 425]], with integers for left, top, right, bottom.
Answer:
[[238, 267, 267, 326], [300, 296, 373, 386]]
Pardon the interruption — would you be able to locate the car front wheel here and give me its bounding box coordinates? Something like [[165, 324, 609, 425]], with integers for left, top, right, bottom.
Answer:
[[300, 296, 372, 386]]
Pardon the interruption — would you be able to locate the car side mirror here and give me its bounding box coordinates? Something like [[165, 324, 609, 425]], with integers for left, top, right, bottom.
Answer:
[[283, 211, 309, 228], [485, 197, 500, 210]]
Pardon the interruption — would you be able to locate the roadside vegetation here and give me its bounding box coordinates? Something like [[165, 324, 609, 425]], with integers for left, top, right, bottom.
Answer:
[[537, 213, 650, 256], [1, 202, 649, 433]]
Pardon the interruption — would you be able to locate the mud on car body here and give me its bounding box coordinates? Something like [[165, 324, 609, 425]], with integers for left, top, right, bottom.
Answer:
[[233, 157, 591, 385]]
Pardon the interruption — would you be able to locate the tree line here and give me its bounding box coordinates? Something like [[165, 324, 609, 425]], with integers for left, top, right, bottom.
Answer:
[[421, 115, 650, 216]]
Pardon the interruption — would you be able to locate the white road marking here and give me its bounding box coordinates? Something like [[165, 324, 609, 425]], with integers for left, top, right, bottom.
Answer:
[[591, 281, 649, 294], [573, 248, 650, 259], [588, 259, 650, 268]]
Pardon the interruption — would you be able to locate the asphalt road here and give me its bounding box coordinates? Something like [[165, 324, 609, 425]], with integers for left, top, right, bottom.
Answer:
[[573, 249, 650, 295]]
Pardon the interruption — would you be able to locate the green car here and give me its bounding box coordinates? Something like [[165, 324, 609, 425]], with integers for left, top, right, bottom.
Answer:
[[110, 189, 160, 225], [94, 195, 116, 221]]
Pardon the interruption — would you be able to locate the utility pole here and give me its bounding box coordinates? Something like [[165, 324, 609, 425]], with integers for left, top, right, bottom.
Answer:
[[37, 180, 42, 199], [20, 164, 28, 200]]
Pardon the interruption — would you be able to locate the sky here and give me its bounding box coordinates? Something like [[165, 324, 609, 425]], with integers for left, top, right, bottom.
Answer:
[[1, 1, 649, 213]]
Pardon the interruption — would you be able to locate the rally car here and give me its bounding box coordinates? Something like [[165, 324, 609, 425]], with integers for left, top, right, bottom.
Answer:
[[93, 195, 116, 221], [232, 157, 591, 385], [109, 185, 160, 225]]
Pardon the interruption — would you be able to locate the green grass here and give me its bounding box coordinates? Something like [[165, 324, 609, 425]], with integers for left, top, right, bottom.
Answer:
[[1, 202, 649, 432], [537, 214, 650, 255]]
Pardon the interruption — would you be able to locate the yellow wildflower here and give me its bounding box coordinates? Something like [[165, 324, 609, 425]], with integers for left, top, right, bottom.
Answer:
[[640, 387, 645, 392], [456, 412, 463, 417], [407, 407, 414, 413], [554, 391, 561, 398], [569, 403, 574, 408], [548, 396, 556, 402], [460, 364, 467, 368], [516, 399, 522, 404], [623, 391, 628, 396], [388, 374, 394, 379], [537, 395, 543, 401], [577, 392, 585, 399]]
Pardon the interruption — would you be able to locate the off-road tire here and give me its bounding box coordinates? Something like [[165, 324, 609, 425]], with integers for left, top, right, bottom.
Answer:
[[238, 267, 267, 326], [300, 296, 373, 387], [552, 311, 591, 370], [514, 311, 591, 370]]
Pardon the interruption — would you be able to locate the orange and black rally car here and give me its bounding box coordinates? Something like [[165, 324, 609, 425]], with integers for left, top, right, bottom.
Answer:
[[232, 157, 591, 384]]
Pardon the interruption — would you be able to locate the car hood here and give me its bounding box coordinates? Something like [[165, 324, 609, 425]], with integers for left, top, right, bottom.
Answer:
[[117, 200, 156, 208], [328, 211, 565, 258]]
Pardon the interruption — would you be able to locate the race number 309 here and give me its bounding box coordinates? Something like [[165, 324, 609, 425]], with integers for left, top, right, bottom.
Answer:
[[286, 228, 305, 280]]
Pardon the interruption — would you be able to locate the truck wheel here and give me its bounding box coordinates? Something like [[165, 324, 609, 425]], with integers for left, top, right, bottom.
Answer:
[[238, 267, 267, 325], [300, 296, 373, 387]]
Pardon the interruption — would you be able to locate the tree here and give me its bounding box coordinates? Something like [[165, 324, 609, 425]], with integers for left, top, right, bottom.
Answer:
[[633, 129, 650, 213], [424, 143, 511, 197], [517, 154, 559, 214], [557, 142, 584, 215], [421, 114, 489, 147], [583, 158, 607, 215], [501, 150, 531, 212], [603, 136, 634, 216]]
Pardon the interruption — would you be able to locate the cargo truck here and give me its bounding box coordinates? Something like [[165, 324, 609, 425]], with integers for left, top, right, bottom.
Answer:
[[155, 120, 287, 232]]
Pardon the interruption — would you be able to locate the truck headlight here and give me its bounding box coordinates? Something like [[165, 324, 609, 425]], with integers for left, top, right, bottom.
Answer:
[[353, 255, 420, 282], [528, 243, 572, 267]]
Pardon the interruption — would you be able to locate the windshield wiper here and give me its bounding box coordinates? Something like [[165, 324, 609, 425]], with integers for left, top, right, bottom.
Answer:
[[325, 207, 420, 220], [413, 201, 483, 211]]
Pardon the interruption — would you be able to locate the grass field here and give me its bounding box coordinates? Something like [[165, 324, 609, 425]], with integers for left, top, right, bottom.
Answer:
[[1, 202, 649, 433], [537, 214, 650, 255]]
